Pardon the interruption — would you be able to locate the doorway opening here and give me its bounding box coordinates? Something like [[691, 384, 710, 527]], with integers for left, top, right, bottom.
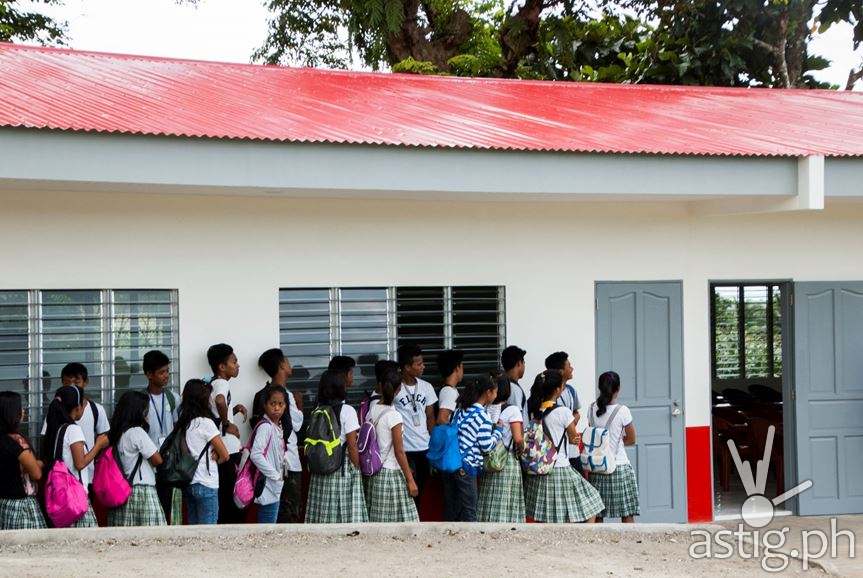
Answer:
[[710, 282, 791, 520]]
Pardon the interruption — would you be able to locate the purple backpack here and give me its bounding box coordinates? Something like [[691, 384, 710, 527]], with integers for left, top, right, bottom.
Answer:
[[357, 409, 385, 477], [44, 424, 89, 528]]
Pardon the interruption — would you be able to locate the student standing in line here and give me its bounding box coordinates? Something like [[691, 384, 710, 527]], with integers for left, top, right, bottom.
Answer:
[[41, 363, 111, 524], [42, 385, 109, 527], [436, 350, 463, 425], [0, 392, 46, 529], [107, 391, 165, 526], [305, 371, 367, 523], [179, 379, 230, 525], [328, 355, 356, 388], [477, 377, 525, 523], [545, 352, 583, 474], [393, 345, 437, 510], [206, 343, 247, 524], [451, 376, 503, 522], [250, 386, 287, 524], [435, 349, 463, 521], [141, 350, 180, 523], [587, 371, 639, 523], [502, 346, 529, 424], [524, 370, 603, 524], [251, 349, 304, 523], [365, 364, 419, 522]]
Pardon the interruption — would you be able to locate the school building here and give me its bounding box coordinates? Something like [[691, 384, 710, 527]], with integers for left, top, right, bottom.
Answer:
[[1, 42, 862, 524]]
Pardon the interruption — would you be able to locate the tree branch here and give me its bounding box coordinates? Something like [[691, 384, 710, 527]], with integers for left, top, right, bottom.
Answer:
[[847, 65, 863, 90]]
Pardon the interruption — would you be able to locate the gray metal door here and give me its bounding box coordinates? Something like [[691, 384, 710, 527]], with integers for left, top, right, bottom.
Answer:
[[794, 282, 863, 515], [595, 282, 687, 522]]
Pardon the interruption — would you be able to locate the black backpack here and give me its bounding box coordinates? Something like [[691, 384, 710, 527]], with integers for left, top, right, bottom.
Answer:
[[303, 403, 344, 475], [156, 426, 211, 488]]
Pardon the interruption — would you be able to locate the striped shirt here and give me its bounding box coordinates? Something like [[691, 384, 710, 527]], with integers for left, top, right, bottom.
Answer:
[[457, 404, 503, 470]]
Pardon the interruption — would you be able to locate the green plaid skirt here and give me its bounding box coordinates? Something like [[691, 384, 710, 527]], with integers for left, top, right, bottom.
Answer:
[[525, 466, 604, 523], [478, 452, 525, 523], [108, 485, 166, 527], [72, 504, 98, 528], [0, 497, 46, 530], [589, 464, 640, 519], [366, 468, 419, 523], [305, 462, 368, 524]]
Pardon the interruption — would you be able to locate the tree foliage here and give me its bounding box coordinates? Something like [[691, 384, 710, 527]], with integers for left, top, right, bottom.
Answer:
[[0, 0, 66, 44], [252, 0, 861, 88]]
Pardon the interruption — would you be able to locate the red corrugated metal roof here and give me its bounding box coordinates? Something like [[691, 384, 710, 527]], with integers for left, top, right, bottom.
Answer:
[[1, 42, 862, 157]]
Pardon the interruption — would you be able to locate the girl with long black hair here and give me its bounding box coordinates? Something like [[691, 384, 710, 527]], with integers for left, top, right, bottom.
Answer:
[[305, 370, 367, 523], [524, 370, 604, 523], [365, 364, 419, 522], [0, 391, 46, 529], [477, 376, 526, 523], [106, 390, 166, 526], [42, 385, 109, 527], [586, 371, 639, 522], [177, 379, 230, 525]]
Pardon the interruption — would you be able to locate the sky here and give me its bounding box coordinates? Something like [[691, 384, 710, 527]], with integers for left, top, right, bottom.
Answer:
[[16, 0, 863, 89]]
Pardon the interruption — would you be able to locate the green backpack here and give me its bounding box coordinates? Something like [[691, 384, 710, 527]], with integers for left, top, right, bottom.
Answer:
[[156, 426, 211, 488], [304, 403, 344, 475], [483, 404, 514, 473]]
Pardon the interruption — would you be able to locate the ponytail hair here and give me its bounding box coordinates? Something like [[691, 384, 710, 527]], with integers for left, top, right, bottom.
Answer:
[[456, 373, 497, 409], [596, 371, 621, 417], [109, 391, 150, 446], [527, 370, 563, 419], [42, 385, 84, 463], [0, 391, 23, 435], [176, 379, 212, 433], [379, 364, 401, 405]]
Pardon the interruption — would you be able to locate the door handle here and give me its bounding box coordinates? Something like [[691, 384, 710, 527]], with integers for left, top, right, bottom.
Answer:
[[671, 400, 682, 417]]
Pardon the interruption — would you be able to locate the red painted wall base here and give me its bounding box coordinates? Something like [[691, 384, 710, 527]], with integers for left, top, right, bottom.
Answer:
[[686, 425, 713, 523]]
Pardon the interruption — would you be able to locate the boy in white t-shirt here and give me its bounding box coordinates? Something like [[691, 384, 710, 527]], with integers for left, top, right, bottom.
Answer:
[[435, 350, 464, 425], [434, 349, 465, 522], [545, 351, 583, 473], [501, 345, 529, 423], [393, 345, 437, 510], [142, 350, 180, 523], [206, 343, 247, 524]]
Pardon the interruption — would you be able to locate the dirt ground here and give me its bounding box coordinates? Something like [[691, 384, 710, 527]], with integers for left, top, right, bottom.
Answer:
[[0, 524, 820, 577]]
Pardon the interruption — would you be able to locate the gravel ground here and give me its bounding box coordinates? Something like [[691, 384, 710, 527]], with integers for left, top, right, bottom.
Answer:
[[0, 525, 818, 577]]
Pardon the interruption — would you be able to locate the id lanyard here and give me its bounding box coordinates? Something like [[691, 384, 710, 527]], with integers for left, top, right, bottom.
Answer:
[[404, 383, 422, 427], [149, 393, 166, 436]]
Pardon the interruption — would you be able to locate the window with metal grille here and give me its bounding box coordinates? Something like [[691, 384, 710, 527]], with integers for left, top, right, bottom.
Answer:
[[0, 289, 180, 440], [711, 283, 782, 386], [279, 286, 505, 403]]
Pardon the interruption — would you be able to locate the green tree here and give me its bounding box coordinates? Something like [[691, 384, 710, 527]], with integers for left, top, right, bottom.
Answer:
[[0, 0, 66, 44], [248, 0, 860, 87]]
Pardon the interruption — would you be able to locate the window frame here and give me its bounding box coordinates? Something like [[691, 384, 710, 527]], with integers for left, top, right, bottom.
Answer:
[[710, 282, 782, 388], [0, 288, 180, 440]]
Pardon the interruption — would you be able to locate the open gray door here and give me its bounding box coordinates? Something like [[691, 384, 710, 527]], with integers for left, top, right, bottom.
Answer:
[[794, 282, 863, 515], [595, 282, 686, 522]]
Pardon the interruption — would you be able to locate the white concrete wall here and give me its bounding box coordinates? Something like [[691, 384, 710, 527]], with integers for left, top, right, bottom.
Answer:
[[2, 190, 862, 433]]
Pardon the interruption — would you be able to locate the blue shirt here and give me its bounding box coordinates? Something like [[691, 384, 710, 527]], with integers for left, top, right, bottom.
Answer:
[[456, 404, 503, 471]]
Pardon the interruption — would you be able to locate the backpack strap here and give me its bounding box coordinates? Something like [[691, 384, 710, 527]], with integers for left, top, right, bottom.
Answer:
[[89, 399, 99, 439], [127, 453, 145, 484]]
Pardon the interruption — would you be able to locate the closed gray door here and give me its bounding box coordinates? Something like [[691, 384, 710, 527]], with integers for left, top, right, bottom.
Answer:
[[794, 282, 863, 515], [595, 282, 687, 522]]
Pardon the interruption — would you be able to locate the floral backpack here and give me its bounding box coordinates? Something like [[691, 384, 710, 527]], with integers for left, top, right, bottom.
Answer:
[[520, 407, 566, 476]]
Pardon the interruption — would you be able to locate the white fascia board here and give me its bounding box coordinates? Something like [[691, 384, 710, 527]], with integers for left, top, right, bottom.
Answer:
[[0, 128, 856, 201]]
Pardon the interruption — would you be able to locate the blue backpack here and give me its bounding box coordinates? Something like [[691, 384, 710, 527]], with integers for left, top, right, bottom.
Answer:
[[427, 410, 463, 473]]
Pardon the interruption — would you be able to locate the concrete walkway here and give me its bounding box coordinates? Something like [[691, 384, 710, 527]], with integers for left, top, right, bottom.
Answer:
[[0, 521, 826, 577]]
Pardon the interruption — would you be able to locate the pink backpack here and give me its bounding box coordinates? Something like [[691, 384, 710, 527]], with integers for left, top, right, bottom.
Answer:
[[93, 444, 144, 509], [233, 421, 278, 509], [44, 424, 89, 528]]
